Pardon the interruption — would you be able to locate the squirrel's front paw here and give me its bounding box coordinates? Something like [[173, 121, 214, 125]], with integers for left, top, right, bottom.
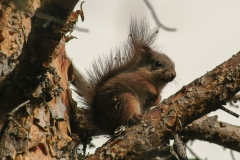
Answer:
[[128, 114, 142, 126]]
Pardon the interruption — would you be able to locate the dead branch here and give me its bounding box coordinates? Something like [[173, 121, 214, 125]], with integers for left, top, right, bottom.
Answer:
[[180, 116, 240, 152], [143, 0, 176, 31]]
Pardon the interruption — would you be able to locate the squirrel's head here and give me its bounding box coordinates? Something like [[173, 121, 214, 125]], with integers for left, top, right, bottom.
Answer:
[[139, 45, 176, 88]]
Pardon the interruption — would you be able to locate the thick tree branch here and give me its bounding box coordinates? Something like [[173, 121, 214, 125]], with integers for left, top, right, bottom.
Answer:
[[0, 0, 78, 123], [181, 116, 240, 152], [86, 51, 240, 159]]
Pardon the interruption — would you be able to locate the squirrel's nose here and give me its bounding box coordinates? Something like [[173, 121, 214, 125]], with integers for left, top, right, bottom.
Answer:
[[170, 71, 176, 81], [165, 70, 176, 82]]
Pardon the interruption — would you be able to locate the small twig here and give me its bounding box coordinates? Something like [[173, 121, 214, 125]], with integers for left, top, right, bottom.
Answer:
[[74, 26, 89, 32], [173, 134, 188, 160], [186, 145, 202, 160], [0, 100, 30, 139], [220, 106, 239, 118], [143, 0, 176, 32], [8, 100, 30, 116], [230, 150, 236, 160], [79, 1, 85, 22], [34, 12, 66, 26]]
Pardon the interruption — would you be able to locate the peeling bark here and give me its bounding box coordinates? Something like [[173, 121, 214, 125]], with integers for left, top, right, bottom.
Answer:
[[0, 0, 78, 159]]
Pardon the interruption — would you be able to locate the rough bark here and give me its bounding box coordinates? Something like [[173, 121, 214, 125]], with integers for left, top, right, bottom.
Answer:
[[0, 0, 78, 159], [181, 115, 240, 152]]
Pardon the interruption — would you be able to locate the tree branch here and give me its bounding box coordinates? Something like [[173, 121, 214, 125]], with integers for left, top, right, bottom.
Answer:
[[181, 115, 240, 152], [143, 0, 176, 31]]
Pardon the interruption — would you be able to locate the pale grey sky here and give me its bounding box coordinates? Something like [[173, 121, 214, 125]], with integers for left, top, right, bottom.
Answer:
[[67, 0, 240, 159]]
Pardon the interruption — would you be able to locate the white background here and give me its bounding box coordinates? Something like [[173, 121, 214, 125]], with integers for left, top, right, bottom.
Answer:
[[66, 0, 240, 159]]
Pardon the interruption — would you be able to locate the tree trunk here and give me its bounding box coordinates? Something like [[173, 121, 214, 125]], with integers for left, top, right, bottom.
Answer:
[[0, 0, 78, 159]]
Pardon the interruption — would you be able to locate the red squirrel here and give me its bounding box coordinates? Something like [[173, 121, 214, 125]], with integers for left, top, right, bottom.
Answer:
[[72, 19, 176, 135]]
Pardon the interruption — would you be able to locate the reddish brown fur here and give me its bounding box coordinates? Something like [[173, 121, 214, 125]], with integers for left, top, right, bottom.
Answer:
[[73, 19, 176, 134]]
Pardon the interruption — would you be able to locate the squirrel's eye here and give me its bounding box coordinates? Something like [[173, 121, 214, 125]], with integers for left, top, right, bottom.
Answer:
[[154, 61, 162, 67]]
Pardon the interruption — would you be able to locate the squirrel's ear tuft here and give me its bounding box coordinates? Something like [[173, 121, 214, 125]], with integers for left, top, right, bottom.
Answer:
[[140, 45, 152, 62], [140, 45, 150, 54]]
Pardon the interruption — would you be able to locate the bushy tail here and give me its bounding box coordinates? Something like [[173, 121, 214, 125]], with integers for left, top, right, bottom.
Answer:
[[72, 66, 94, 106], [71, 18, 158, 107]]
